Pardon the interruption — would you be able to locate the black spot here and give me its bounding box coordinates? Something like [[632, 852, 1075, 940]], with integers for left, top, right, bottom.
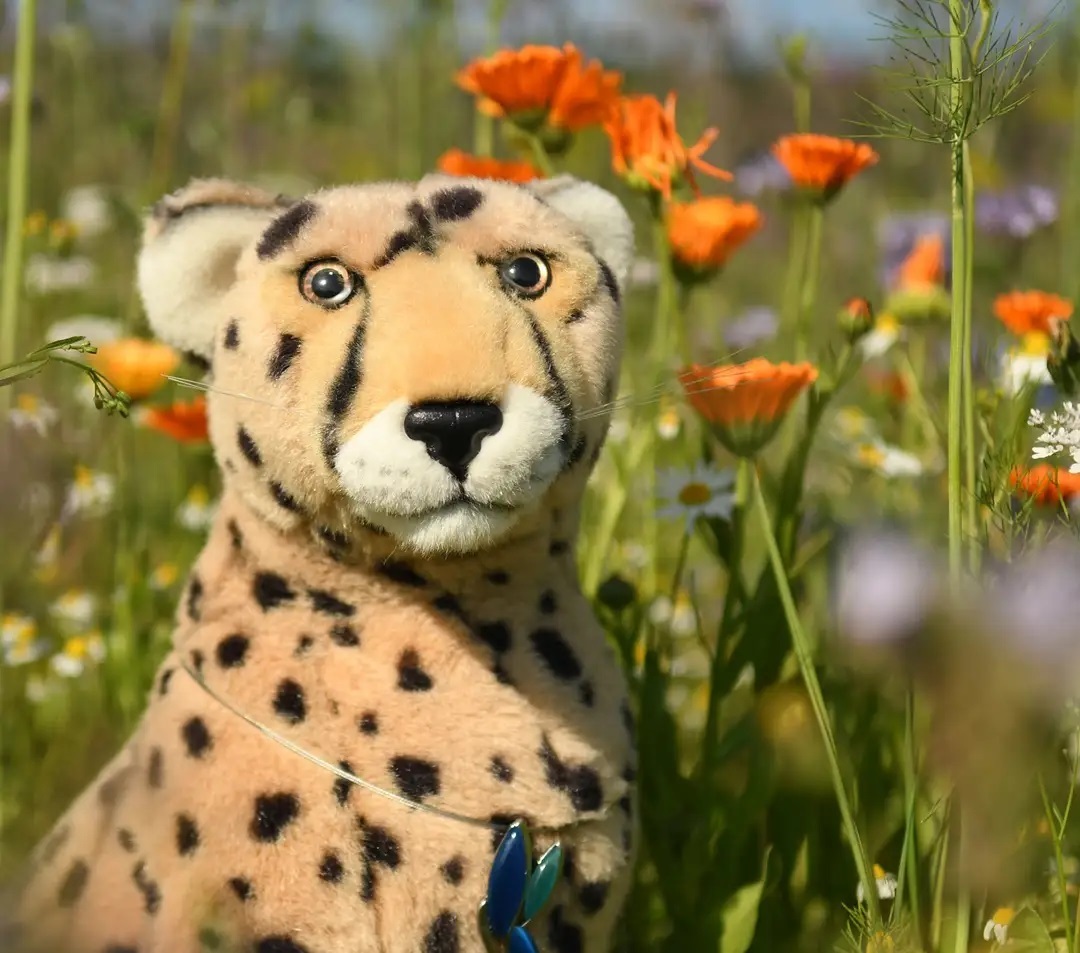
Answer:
[[117, 828, 136, 853], [490, 756, 514, 783], [317, 526, 350, 549], [224, 320, 240, 350], [361, 823, 401, 869], [268, 333, 302, 380], [397, 649, 433, 691], [358, 711, 379, 735], [319, 851, 345, 884], [540, 737, 604, 813], [530, 628, 582, 680], [324, 317, 367, 441], [550, 539, 570, 556], [423, 911, 460, 953], [183, 349, 211, 373], [176, 814, 200, 856], [378, 560, 427, 587], [374, 228, 419, 269], [158, 668, 174, 696], [440, 855, 465, 885], [190, 648, 205, 676], [147, 747, 164, 787], [269, 482, 302, 513], [333, 760, 354, 806], [619, 794, 632, 817], [182, 717, 212, 758], [360, 862, 376, 902], [250, 792, 300, 842], [228, 877, 253, 901], [620, 699, 636, 738], [309, 589, 354, 617], [330, 623, 360, 647], [256, 200, 317, 259], [549, 906, 584, 953], [39, 824, 70, 863], [227, 519, 243, 550], [253, 571, 295, 610], [432, 592, 466, 621], [407, 200, 437, 252], [296, 634, 315, 655], [488, 814, 518, 852], [567, 309, 586, 324], [103, 945, 138, 953], [57, 859, 89, 907], [273, 679, 307, 724], [492, 659, 514, 686], [486, 570, 510, 585], [237, 426, 262, 466], [186, 575, 203, 622], [216, 633, 249, 668], [389, 756, 441, 802], [539, 590, 558, 614], [432, 186, 483, 221], [255, 939, 312, 953], [579, 881, 610, 915], [568, 433, 588, 467], [98, 769, 128, 808], [579, 681, 595, 707], [132, 861, 161, 915], [475, 621, 512, 653], [598, 258, 620, 304]]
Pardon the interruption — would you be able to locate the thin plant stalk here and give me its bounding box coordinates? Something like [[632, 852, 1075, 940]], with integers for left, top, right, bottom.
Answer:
[[750, 466, 881, 926], [900, 690, 924, 943], [962, 140, 980, 573], [1040, 774, 1077, 953], [1064, 3, 1080, 303], [147, 0, 197, 201], [524, 132, 555, 177], [0, 0, 39, 414], [795, 202, 824, 362]]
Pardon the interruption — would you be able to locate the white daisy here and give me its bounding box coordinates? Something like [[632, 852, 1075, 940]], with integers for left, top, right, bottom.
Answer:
[[852, 440, 925, 478], [1000, 332, 1052, 396], [60, 185, 111, 239], [50, 589, 97, 629], [1, 612, 36, 648], [8, 393, 60, 436], [24, 254, 95, 294], [63, 465, 115, 517], [858, 314, 902, 359], [50, 631, 106, 678], [856, 865, 898, 905], [831, 406, 879, 442], [982, 907, 1016, 946], [656, 463, 736, 529], [176, 485, 217, 531], [25, 673, 60, 703], [2, 615, 49, 666], [656, 400, 681, 441], [647, 592, 697, 636]]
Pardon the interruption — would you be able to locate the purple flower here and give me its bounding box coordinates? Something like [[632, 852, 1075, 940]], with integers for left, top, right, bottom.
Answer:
[[733, 151, 791, 198], [724, 306, 779, 351], [975, 185, 1058, 239], [878, 211, 951, 289]]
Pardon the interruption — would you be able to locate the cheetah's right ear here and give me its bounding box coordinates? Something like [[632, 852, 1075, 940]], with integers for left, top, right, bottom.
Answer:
[[136, 178, 293, 365]]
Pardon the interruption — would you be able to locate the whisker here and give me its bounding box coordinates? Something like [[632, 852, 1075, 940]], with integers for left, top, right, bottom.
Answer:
[[165, 375, 285, 409]]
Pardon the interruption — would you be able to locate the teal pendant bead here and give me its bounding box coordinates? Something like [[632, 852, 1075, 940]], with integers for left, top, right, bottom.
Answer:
[[485, 820, 531, 937], [522, 842, 564, 923], [508, 925, 541, 953]]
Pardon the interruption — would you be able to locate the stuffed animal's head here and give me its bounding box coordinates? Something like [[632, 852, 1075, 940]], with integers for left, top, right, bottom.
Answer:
[[137, 175, 633, 557]]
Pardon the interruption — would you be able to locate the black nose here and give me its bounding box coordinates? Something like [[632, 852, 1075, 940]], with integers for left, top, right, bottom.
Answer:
[[403, 400, 503, 480]]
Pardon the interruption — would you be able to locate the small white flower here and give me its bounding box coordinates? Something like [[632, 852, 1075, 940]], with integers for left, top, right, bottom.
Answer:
[[619, 541, 650, 571], [50, 631, 106, 678], [8, 392, 59, 436], [63, 465, 115, 518], [1, 614, 48, 666], [831, 406, 878, 442], [656, 403, 681, 441], [982, 908, 1016, 946], [856, 865, 897, 904], [60, 185, 111, 239], [1027, 400, 1080, 468], [2, 612, 35, 648], [176, 485, 217, 531], [656, 463, 736, 529], [852, 440, 925, 478], [859, 315, 902, 359], [647, 592, 698, 636], [1000, 341, 1052, 396], [24, 254, 95, 294], [669, 644, 710, 678], [50, 589, 97, 629], [25, 673, 60, 703]]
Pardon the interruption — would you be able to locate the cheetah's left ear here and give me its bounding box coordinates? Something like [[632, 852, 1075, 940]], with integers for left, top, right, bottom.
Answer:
[[528, 175, 635, 296]]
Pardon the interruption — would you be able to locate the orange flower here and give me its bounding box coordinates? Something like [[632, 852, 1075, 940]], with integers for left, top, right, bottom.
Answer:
[[605, 92, 732, 199], [666, 197, 762, 273], [896, 234, 945, 290], [1009, 464, 1080, 508], [456, 44, 573, 121], [994, 291, 1073, 337], [772, 134, 878, 200], [679, 358, 818, 456], [141, 396, 209, 443], [865, 368, 910, 404], [547, 54, 622, 131], [437, 148, 541, 184], [90, 338, 178, 401]]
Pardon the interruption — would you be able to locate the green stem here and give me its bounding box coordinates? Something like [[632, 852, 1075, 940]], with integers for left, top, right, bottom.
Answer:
[[780, 203, 808, 355], [0, 0, 38, 414], [1064, 4, 1080, 303], [795, 203, 824, 363], [1041, 774, 1076, 953], [525, 133, 555, 177], [900, 690, 924, 942], [962, 140, 979, 574], [946, 135, 968, 585], [794, 83, 811, 134], [147, 0, 196, 200], [472, 0, 507, 157], [750, 466, 881, 927]]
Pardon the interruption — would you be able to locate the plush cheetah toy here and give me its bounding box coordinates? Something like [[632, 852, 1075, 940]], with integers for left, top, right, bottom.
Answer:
[[6, 173, 637, 953]]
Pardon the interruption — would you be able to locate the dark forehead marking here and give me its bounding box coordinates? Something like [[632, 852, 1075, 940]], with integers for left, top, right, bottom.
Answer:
[[431, 186, 484, 222], [256, 200, 318, 260], [408, 200, 436, 253], [371, 197, 442, 270], [597, 259, 620, 305]]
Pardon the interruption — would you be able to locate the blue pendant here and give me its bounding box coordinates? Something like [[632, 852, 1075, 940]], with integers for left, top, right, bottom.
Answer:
[[485, 820, 530, 937], [508, 925, 541, 953]]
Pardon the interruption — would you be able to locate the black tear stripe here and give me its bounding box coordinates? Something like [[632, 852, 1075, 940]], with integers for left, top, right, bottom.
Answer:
[[597, 258, 621, 305], [322, 301, 369, 465], [269, 481, 302, 513], [524, 314, 575, 459], [256, 200, 317, 260], [268, 333, 302, 380]]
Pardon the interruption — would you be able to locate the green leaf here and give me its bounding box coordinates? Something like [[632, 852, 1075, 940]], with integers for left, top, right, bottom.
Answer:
[[1003, 908, 1054, 953], [0, 357, 48, 387], [29, 335, 89, 354], [719, 849, 770, 953]]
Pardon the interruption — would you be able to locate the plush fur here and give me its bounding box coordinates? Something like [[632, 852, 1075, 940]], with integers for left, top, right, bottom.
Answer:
[[7, 173, 637, 953]]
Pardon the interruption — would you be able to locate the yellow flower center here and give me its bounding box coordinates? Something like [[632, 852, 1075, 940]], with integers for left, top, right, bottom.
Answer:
[[16, 393, 39, 413], [186, 485, 210, 506], [857, 444, 886, 468], [875, 314, 899, 335], [678, 482, 712, 506], [1021, 331, 1051, 356], [74, 465, 94, 488], [872, 864, 887, 880], [992, 907, 1015, 927], [64, 636, 91, 660], [152, 563, 179, 587]]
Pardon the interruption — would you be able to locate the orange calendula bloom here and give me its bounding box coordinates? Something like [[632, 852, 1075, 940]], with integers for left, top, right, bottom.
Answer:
[[994, 290, 1073, 337], [896, 234, 945, 290], [679, 358, 818, 456], [666, 197, 762, 274], [141, 396, 209, 443], [1009, 464, 1080, 508], [436, 149, 541, 184], [547, 54, 622, 131], [772, 134, 879, 201], [605, 92, 732, 200], [90, 338, 178, 401]]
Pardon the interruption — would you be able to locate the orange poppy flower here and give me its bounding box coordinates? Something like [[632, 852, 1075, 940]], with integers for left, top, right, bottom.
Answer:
[[436, 148, 541, 184], [896, 234, 945, 290], [666, 197, 762, 273], [547, 54, 622, 131], [994, 291, 1073, 337], [90, 338, 178, 401], [141, 396, 209, 443], [679, 358, 818, 456], [771, 134, 879, 201], [605, 92, 732, 200], [1009, 464, 1080, 507], [456, 44, 572, 121]]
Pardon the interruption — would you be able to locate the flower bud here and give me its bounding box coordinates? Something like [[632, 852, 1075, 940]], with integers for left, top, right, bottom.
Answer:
[[597, 574, 636, 611], [839, 297, 874, 342]]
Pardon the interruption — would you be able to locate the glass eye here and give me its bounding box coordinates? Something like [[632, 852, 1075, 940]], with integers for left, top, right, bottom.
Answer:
[[499, 253, 551, 298], [300, 261, 357, 308]]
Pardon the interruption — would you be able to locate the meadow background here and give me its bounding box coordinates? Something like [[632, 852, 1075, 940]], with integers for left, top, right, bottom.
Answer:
[[4, 1, 1080, 951]]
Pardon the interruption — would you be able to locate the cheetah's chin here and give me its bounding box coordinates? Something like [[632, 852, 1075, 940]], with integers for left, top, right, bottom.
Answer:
[[364, 500, 525, 556]]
